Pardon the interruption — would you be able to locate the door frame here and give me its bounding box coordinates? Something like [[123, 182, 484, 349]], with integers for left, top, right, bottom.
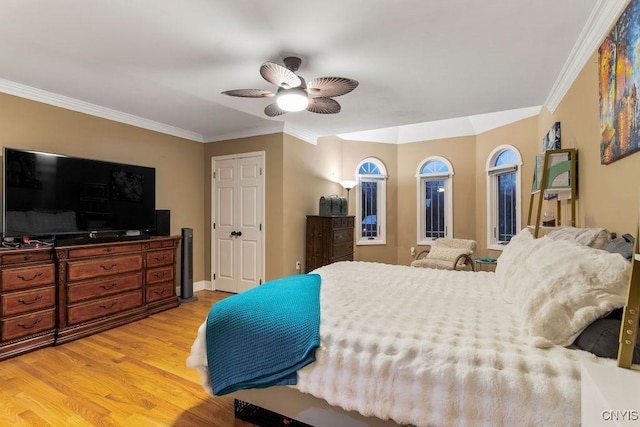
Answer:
[[211, 151, 266, 291]]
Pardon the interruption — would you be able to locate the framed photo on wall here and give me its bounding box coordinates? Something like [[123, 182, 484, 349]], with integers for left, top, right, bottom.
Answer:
[[542, 122, 561, 200], [543, 121, 561, 152]]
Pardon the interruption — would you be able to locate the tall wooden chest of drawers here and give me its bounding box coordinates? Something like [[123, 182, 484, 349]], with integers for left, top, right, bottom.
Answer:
[[305, 215, 354, 273], [0, 247, 56, 359]]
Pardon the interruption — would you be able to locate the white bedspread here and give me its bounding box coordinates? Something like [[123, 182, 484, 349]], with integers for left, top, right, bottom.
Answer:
[[189, 261, 618, 426]]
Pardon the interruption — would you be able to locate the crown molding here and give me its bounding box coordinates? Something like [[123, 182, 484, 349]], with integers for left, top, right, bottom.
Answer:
[[283, 124, 319, 145], [204, 123, 285, 143], [0, 77, 205, 142], [545, 0, 630, 112]]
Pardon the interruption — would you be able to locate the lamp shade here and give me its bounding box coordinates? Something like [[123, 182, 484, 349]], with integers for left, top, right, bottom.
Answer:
[[276, 87, 309, 112], [339, 180, 357, 190]]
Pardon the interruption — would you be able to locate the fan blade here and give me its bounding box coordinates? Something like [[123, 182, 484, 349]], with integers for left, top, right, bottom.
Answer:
[[260, 61, 302, 89], [264, 103, 287, 117], [307, 97, 340, 114], [222, 89, 274, 98], [306, 77, 358, 97]]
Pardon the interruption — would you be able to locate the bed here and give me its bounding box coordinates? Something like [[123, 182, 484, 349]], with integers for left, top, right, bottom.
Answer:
[[187, 227, 637, 426]]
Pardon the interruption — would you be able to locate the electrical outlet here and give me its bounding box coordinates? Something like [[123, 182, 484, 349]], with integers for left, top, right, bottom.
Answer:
[[296, 261, 301, 271], [410, 247, 416, 256]]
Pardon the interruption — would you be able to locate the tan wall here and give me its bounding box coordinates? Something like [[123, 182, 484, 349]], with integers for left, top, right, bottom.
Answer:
[[341, 139, 398, 264], [283, 135, 343, 274], [0, 93, 206, 281], [203, 133, 284, 281], [397, 136, 476, 265], [540, 52, 639, 236]]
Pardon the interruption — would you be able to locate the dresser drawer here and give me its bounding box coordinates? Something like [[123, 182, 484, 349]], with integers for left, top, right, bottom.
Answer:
[[146, 266, 174, 285], [1, 264, 56, 292], [331, 216, 354, 229], [67, 290, 143, 325], [146, 283, 175, 303], [333, 254, 353, 263], [333, 228, 353, 244], [333, 241, 354, 259], [148, 239, 177, 249], [0, 251, 53, 266], [66, 243, 143, 259], [67, 272, 143, 304], [1, 286, 56, 317], [67, 254, 143, 282], [146, 250, 174, 268], [1, 308, 56, 341]]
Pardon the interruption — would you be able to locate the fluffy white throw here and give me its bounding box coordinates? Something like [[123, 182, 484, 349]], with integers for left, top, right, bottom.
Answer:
[[189, 261, 627, 426]]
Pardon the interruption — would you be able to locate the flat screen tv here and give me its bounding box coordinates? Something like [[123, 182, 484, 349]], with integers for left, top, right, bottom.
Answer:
[[2, 147, 156, 240]]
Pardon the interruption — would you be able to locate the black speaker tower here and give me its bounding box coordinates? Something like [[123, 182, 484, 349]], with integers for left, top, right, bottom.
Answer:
[[179, 227, 197, 302]]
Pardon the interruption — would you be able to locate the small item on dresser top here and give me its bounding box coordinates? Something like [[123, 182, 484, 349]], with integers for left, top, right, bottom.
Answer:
[[318, 195, 347, 216]]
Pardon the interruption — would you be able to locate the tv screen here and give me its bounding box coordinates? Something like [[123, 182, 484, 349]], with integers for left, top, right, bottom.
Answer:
[[2, 147, 156, 238]]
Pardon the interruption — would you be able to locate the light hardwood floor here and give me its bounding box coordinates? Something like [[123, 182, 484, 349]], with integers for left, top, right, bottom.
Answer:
[[0, 291, 255, 426]]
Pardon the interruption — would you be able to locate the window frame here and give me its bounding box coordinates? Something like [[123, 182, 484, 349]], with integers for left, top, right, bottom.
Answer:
[[415, 156, 454, 245], [355, 157, 388, 245], [485, 145, 522, 250]]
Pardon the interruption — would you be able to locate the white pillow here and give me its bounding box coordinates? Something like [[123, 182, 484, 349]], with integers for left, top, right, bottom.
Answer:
[[496, 228, 550, 301], [512, 239, 630, 347], [546, 226, 610, 249]]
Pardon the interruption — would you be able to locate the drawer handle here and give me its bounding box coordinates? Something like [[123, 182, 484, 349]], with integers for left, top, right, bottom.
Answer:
[[17, 272, 43, 282], [104, 248, 114, 253], [100, 283, 117, 290], [17, 295, 43, 305], [154, 271, 168, 278], [18, 317, 42, 329], [100, 263, 118, 271], [154, 255, 167, 262], [22, 254, 34, 261], [153, 288, 167, 295], [100, 301, 117, 310]]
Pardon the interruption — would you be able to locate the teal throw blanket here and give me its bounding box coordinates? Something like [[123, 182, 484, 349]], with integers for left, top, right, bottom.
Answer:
[[206, 274, 321, 395]]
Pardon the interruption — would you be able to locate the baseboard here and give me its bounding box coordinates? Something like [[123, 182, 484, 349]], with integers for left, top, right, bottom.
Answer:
[[175, 280, 209, 297]]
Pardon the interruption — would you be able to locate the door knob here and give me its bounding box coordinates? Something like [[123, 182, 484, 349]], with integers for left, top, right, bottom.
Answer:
[[230, 231, 238, 237], [236, 231, 242, 237]]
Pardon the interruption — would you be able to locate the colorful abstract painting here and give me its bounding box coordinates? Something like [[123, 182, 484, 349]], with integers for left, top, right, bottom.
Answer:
[[599, 0, 640, 165]]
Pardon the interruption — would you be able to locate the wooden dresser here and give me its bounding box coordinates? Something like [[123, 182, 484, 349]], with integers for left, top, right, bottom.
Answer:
[[145, 237, 180, 314], [305, 215, 354, 273], [55, 236, 180, 344], [0, 247, 56, 360]]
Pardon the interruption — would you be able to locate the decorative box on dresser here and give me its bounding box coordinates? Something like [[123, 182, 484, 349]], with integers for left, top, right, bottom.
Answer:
[[55, 236, 181, 344], [305, 215, 354, 273], [0, 247, 56, 360]]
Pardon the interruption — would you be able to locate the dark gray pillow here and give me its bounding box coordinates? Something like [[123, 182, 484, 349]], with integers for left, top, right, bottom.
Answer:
[[603, 234, 634, 260], [575, 318, 640, 363]]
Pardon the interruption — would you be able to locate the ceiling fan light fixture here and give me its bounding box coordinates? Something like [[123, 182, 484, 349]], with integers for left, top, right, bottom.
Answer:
[[276, 87, 309, 112]]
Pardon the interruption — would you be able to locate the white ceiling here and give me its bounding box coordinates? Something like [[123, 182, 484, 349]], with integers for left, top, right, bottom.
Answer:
[[0, 1, 625, 144]]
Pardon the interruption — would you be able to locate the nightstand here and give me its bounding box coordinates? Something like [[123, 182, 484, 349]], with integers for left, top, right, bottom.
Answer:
[[581, 362, 640, 426]]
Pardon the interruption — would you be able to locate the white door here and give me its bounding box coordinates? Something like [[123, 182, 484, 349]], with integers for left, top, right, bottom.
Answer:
[[212, 153, 264, 293]]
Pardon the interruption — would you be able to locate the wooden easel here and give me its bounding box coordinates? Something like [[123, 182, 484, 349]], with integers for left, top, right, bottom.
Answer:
[[617, 227, 640, 368], [527, 149, 577, 238]]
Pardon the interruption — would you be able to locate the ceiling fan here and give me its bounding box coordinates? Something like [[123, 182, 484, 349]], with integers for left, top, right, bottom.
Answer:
[[222, 56, 359, 117]]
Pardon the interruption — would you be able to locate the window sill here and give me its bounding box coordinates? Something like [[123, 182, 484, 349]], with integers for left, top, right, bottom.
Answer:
[[357, 240, 386, 246], [487, 244, 507, 251]]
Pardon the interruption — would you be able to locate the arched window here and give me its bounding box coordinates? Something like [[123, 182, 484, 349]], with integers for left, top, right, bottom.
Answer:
[[486, 145, 522, 249], [356, 158, 388, 245], [416, 157, 454, 244]]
